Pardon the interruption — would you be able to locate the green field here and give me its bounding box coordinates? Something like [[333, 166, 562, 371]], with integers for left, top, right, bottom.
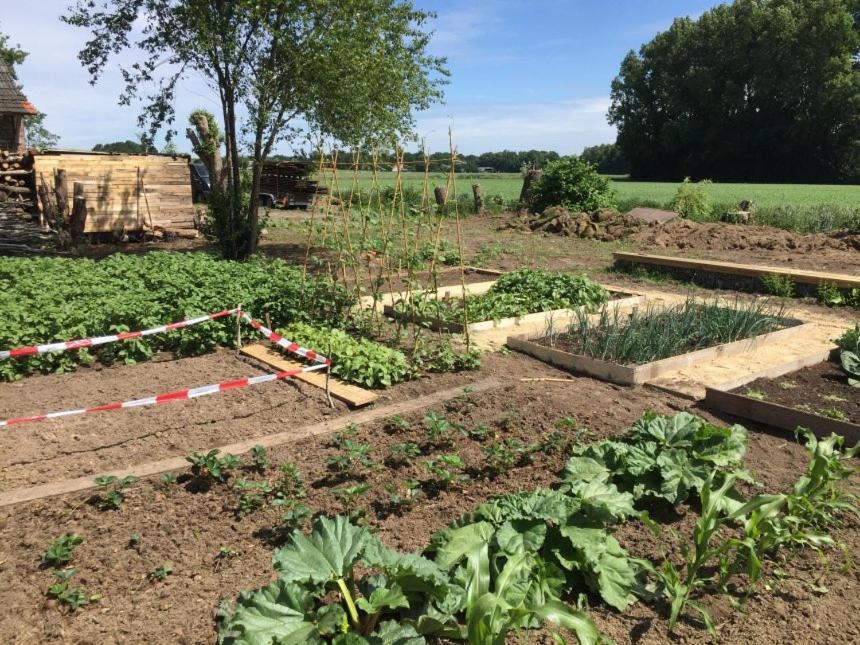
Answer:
[[319, 170, 860, 209]]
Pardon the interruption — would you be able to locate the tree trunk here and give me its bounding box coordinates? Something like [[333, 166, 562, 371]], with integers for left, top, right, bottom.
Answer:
[[471, 183, 484, 214], [519, 169, 542, 211], [54, 169, 69, 227]]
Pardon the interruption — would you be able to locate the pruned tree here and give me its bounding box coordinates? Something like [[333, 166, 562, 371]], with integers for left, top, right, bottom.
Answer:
[[64, 0, 448, 258]]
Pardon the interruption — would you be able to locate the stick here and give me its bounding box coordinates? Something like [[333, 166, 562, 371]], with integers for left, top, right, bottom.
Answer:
[[236, 304, 243, 350], [519, 377, 576, 383], [325, 338, 334, 409]]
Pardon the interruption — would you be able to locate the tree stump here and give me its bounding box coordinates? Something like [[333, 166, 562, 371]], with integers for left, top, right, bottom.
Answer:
[[433, 186, 447, 206], [518, 169, 542, 211], [471, 183, 484, 214]]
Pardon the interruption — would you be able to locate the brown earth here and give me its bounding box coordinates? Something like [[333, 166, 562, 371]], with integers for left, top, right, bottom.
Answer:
[[0, 350, 857, 644], [737, 359, 860, 425]]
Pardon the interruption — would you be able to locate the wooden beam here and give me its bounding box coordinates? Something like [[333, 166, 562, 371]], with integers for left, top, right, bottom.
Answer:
[[613, 252, 860, 289], [0, 378, 500, 507], [240, 343, 378, 407]]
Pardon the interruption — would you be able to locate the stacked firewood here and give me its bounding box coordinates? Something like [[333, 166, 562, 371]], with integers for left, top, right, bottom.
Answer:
[[0, 150, 34, 207]]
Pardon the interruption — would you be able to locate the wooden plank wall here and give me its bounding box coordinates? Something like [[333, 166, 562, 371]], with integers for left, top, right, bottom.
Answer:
[[33, 152, 197, 235]]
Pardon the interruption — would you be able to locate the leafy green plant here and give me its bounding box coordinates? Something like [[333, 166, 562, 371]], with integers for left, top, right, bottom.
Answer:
[[249, 445, 269, 473], [743, 389, 767, 401], [423, 454, 466, 490], [148, 564, 173, 582], [159, 472, 178, 487], [277, 322, 411, 388], [424, 411, 456, 448], [327, 439, 376, 476], [186, 449, 240, 483], [234, 479, 273, 517], [837, 324, 860, 387], [128, 532, 142, 551], [42, 534, 84, 567], [275, 462, 306, 499], [761, 273, 795, 298], [93, 475, 138, 510], [384, 480, 421, 514], [385, 415, 411, 434], [46, 568, 100, 612], [332, 484, 372, 524], [277, 502, 313, 533], [386, 441, 422, 467], [671, 178, 712, 219], [528, 156, 616, 213], [216, 546, 240, 561], [412, 339, 482, 373], [484, 439, 538, 477]]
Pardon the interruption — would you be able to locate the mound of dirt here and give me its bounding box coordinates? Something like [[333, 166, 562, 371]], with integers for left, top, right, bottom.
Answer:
[[518, 207, 652, 242], [635, 218, 860, 253]]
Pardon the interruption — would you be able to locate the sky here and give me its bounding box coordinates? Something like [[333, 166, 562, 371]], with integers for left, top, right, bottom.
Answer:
[[2, 1, 722, 155]]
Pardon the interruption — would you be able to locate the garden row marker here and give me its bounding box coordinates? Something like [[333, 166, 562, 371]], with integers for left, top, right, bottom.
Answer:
[[0, 307, 241, 360], [0, 378, 501, 507], [0, 363, 328, 429]]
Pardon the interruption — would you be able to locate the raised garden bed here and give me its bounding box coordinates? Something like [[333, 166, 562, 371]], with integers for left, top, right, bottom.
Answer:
[[704, 354, 860, 442], [508, 300, 808, 385], [359, 266, 503, 309]]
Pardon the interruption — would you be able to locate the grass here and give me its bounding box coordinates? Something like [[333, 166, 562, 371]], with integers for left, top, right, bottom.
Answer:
[[552, 298, 789, 365]]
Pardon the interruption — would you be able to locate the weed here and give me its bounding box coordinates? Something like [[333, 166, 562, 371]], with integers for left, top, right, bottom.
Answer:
[[147, 564, 173, 582], [128, 532, 142, 551], [743, 389, 767, 401], [820, 394, 847, 403], [42, 534, 83, 567], [671, 178, 712, 219], [93, 475, 137, 510], [820, 408, 847, 420], [216, 546, 240, 560], [761, 273, 795, 298], [46, 569, 100, 611], [159, 472, 178, 487]]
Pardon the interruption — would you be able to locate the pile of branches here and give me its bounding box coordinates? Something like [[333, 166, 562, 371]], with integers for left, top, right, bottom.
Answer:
[[514, 206, 650, 242]]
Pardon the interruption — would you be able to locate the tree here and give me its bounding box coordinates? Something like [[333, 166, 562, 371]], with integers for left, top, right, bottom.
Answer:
[[608, 0, 860, 183], [580, 143, 629, 175], [64, 0, 447, 258], [528, 157, 616, 214], [92, 140, 157, 154], [1, 24, 60, 150]]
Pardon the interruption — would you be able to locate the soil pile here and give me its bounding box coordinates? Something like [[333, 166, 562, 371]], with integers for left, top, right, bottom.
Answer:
[[518, 207, 651, 242], [636, 218, 860, 253]]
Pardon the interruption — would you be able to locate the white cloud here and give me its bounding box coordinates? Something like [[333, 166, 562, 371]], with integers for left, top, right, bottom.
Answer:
[[413, 98, 616, 154]]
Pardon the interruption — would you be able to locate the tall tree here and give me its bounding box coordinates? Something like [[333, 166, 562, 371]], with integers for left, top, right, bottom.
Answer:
[[608, 0, 860, 183], [64, 0, 447, 258]]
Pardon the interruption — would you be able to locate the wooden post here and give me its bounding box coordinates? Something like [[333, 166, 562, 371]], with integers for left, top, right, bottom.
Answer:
[[518, 169, 542, 211], [433, 186, 447, 206], [54, 169, 69, 229], [236, 304, 243, 350], [471, 183, 484, 214], [70, 182, 87, 240]]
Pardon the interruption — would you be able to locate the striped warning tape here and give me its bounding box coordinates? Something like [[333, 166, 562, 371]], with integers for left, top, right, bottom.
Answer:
[[0, 362, 327, 429], [241, 313, 331, 365], [0, 308, 240, 361]]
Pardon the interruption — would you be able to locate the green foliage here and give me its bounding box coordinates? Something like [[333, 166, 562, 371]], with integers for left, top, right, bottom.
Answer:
[[405, 269, 609, 324], [250, 445, 269, 473], [760, 273, 795, 298], [837, 324, 860, 387], [528, 156, 617, 213], [277, 323, 411, 388], [46, 569, 100, 612], [483, 439, 538, 477], [187, 449, 240, 483], [670, 178, 712, 219], [92, 140, 156, 154], [580, 143, 629, 175], [0, 253, 352, 381], [412, 340, 482, 373], [563, 298, 788, 365], [423, 454, 466, 489], [275, 462, 306, 500], [609, 0, 860, 183], [148, 564, 173, 582], [42, 534, 84, 567], [93, 475, 138, 510], [423, 411, 456, 448], [387, 442, 422, 467]]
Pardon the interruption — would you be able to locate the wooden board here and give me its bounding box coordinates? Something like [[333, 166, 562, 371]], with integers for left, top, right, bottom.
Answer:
[[507, 319, 811, 387], [240, 343, 378, 407], [0, 378, 501, 508], [704, 386, 859, 443], [613, 252, 860, 289]]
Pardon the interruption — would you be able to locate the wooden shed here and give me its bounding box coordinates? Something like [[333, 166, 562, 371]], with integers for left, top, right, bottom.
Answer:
[[33, 150, 197, 236], [0, 59, 36, 153]]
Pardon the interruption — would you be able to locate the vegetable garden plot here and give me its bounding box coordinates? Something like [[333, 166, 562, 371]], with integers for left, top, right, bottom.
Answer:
[[508, 298, 808, 386], [359, 266, 503, 310]]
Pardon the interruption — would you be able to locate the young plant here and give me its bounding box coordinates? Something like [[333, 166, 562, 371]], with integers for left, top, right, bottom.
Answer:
[[384, 415, 411, 434], [386, 441, 421, 467], [327, 440, 376, 476], [42, 534, 83, 567], [761, 273, 795, 298], [186, 449, 240, 483], [159, 472, 178, 487], [128, 532, 142, 552], [423, 411, 455, 448], [383, 480, 421, 514], [148, 564, 173, 582], [93, 475, 138, 510], [275, 462, 306, 499], [46, 569, 100, 612], [483, 439, 537, 477], [234, 479, 273, 517], [250, 445, 269, 473], [277, 502, 313, 533], [216, 546, 240, 561], [332, 483, 372, 524], [423, 454, 466, 490]]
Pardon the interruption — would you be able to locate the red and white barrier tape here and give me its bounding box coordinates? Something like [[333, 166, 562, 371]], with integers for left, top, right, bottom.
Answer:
[[241, 313, 331, 365], [0, 308, 240, 361], [0, 362, 327, 429]]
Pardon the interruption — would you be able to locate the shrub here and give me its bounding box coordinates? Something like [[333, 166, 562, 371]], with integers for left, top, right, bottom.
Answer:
[[528, 156, 616, 213], [277, 323, 411, 388], [760, 273, 795, 298], [671, 178, 713, 219]]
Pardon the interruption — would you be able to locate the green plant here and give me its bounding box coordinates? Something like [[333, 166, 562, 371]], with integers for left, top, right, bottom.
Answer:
[[148, 564, 173, 582], [761, 273, 795, 298], [484, 439, 537, 477], [412, 339, 482, 373], [528, 156, 616, 213], [332, 484, 372, 524], [159, 472, 178, 487], [277, 323, 411, 388], [93, 475, 138, 510], [423, 411, 456, 448], [277, 502, 312, 532], [817, 281, 844, 307], [186, 449, 240, 483], [837, 324, 860, 387], [128, 532, 142, 551], [385, 415, 411, 434], [249, 445, 269, 473], [46, 569, 100, 612], [217, 546, 240, 561], [327, 439, 376, 475], [423, 454, 466, 489], [383, 480, 421, 514], [743, 389, 767, 401], [275, 462, 306, 499], [386, 441, 422, 467], [671, 178, 713, 219], [42, 534, 84, 567], [234, 479, 273, 517]]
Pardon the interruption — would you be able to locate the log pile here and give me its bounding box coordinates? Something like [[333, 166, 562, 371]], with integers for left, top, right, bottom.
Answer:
[[0, 149, 34, 207]]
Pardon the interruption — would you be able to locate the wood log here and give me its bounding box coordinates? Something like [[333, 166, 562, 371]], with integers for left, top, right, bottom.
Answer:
[[472, 183, 484, 214], [0, 185, 31, 195], [434, 186, 447, 206], [54, 169, 69, 228], [70, 183, 87, 240]]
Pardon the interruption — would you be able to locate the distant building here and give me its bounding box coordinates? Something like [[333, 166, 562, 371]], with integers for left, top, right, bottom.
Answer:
[[0, 59, 37, 153], [477, 166, 495, 173]]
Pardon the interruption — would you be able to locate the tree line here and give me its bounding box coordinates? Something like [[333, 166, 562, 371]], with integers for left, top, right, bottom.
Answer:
[[609, 0, 860, 183]]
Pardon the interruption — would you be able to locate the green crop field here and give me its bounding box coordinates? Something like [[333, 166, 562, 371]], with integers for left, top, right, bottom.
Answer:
[[318, 170, 860, 210]]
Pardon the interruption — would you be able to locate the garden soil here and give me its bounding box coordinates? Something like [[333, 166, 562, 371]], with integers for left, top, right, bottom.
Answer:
[[0, 350, 857, 643]]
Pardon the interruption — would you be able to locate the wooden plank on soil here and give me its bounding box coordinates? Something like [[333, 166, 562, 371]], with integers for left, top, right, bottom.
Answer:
[[613, 252, 860, 289], [0, 378, 500, 508], [703, 386, 860, 443], [240, 343, 377, 407]]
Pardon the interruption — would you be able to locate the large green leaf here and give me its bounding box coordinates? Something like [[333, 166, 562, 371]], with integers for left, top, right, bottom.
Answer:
[[218, 579, 320, 645], [363, 542, 450, 596], [273, 516, 371, 584], [564, 477, 637, 523], [495, 520, 547, 555], [473, 490, 577, 526], [355, 585, 409, 614], [432, 521, 496, 570], [367, 621, 425, 645], [841, 350, 860, 385]]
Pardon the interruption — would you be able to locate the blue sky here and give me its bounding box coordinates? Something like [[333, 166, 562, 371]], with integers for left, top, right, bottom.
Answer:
[[2, 1, 721, 155]]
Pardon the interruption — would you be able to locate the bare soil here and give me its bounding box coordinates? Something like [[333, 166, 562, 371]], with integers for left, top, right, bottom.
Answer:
[[0, 350, 857, 644], [737, 360, 860, 425]]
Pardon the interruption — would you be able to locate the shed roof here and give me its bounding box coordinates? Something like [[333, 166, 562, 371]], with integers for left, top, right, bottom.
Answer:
[[0, 59, 37, 115]]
